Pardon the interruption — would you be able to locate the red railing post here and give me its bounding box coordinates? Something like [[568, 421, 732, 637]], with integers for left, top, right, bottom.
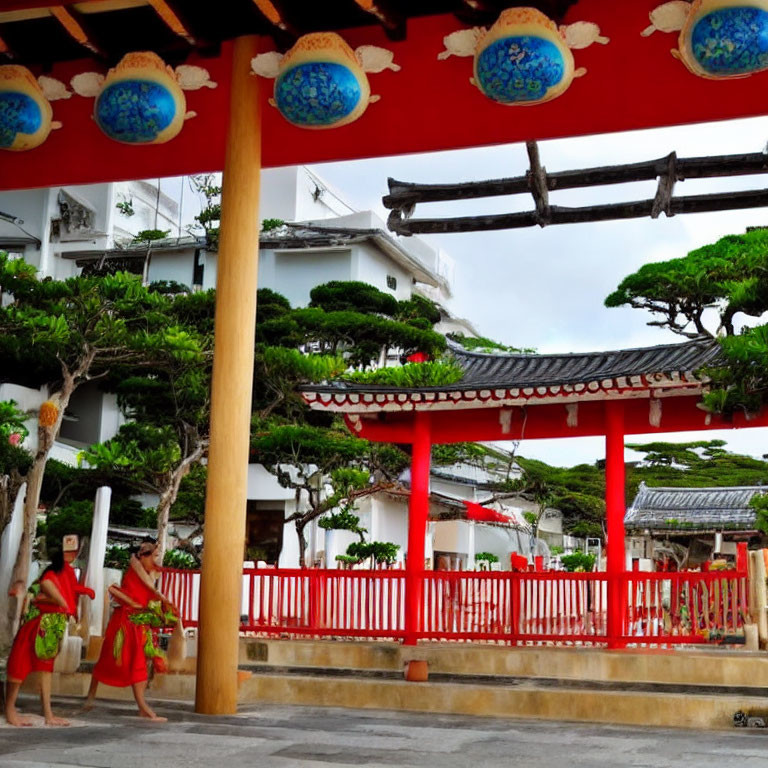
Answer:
[[737, 541, 748, 574], [405, 411, 431, 646], [605, 400, 627, 649]]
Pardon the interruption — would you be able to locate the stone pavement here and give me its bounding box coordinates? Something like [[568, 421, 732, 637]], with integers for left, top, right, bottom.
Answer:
[[1, 696, 767, 768]]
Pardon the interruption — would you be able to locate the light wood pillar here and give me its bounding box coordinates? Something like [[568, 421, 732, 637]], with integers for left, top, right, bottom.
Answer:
[[195, 35, 261, 715]]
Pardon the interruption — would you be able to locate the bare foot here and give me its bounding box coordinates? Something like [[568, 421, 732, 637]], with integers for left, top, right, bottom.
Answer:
[[5, 710, 34, 727], [139, 710, 167, 722], [44, 715, 70, 727], [81, 699, 94, 713]]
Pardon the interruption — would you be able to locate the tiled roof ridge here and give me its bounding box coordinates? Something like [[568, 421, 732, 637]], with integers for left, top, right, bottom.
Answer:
[[637, 484, 767, 493], [446, 335, 718, 361]]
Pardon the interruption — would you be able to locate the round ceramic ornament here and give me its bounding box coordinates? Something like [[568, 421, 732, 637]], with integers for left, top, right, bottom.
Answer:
[[69, 54, 216, 145], [643, 0, 768, 79], [0, 66, 56, 151], [251, 33, 400, 129], [93, 52, 186, 144], [438, 7, 609, 106]]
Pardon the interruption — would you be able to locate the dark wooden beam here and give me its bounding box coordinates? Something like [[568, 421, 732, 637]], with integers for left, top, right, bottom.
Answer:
[[351, 0, 406, 41], [384, 152, 768, 211], [388, 188, 768, 235], [526, 140, 550, 223]]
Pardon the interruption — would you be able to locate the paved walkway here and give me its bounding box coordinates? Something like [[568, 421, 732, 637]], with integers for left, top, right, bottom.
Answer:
[[1, 696, 767, 767]]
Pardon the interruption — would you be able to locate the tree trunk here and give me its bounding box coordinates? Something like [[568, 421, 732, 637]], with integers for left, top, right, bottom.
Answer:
[[155, 441, 207, 558], [0, 469, 24, 542], [295, 518, 308, 568], [7, 378, 75, 635]]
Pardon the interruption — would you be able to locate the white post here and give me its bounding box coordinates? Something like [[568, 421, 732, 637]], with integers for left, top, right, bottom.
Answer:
[[325, 528, 336, 569], [0, 483, 27, 645], [85, 486, 111, 637], [467, 521, 476, 571]]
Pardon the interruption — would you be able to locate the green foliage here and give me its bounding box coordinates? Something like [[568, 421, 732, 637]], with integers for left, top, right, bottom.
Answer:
[[171, 464, 206, 523], [448, 332, 536, 354], [104, 545, 130, 571], [560, 552, 596, 572], [605, 228, 768, 337], [346, 540, 400, 564], [40, 500, 93, 551], [626, 439, 727, 467], [396, 295, 441, 326], [343, 360, 463, 387], [132, 229, 170, 243], [751, 493, 768, 535], [188, 174, 221, 248], [318, 507, 366, 535], [257, 288, 292, 322], [431, 442, 512, 469], [0, 399, 31, 477], [475, 551, 499, 564], [148, 280, 189, 295], [523, 511, 538, 526], [83, 422, 181, 478], [310, 281, 399, 316], [163, 548, 199, 569], [261, 218, 284, 232], [550, 545, 564, 555], [115, 199, 134, 217]]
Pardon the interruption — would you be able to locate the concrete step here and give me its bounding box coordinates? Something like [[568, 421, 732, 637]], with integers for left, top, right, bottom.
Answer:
[[240, 638, 768, 688], [237, 669, 767, 730]]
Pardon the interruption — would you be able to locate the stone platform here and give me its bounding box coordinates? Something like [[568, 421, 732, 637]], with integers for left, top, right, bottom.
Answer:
[[32, 640, 768, 730]]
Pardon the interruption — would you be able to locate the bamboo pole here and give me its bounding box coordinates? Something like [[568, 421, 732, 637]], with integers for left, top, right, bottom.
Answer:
[[195, 34, 261, 715]]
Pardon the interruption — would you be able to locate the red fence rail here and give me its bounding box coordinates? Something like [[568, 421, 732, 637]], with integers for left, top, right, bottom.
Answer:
[[160, 566, 748, 646]]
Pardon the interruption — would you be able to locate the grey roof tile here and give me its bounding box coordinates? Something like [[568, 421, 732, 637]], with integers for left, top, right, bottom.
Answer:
[[625, 484, 767, 532], [305, 337, 722, 394]]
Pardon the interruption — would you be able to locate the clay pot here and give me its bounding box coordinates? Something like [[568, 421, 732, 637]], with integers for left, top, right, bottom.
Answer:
[[404, 660, 428, 682]]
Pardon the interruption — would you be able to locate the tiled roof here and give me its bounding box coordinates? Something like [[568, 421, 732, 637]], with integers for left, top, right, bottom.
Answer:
[[624, 483, 766, 532], [447, 337, 721, 391], [303, 337, 722, 412]]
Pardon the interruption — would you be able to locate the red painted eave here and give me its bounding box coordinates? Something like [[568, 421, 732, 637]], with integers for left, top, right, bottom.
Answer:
[[341, 397, 768, 444]]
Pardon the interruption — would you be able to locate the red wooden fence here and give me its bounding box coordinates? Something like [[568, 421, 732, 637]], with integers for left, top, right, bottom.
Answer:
[[160, 566, 749, 646]]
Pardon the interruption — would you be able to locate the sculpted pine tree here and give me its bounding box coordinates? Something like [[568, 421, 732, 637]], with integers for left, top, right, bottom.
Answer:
[[0, 254, 197, 627], [605, 229, 768, 415]]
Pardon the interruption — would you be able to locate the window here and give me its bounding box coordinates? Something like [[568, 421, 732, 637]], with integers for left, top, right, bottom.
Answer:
[[386, 275, 397, 290]]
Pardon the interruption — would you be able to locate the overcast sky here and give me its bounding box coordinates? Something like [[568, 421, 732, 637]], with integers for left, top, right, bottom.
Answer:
[[306, 116, 768, 467]]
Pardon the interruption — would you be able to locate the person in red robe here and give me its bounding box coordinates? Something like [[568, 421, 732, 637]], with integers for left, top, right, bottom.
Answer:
[[84, 540, 176, 721], [4, 537, 93, 728]]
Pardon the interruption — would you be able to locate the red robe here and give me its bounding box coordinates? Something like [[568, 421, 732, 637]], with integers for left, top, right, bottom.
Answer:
[[59, 562, 95, 611], [6, 571, 70, 683], [92, 567, 158, 688]]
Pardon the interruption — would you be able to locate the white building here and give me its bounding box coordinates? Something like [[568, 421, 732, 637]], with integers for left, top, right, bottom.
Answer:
[[0, 167, 500, 567]]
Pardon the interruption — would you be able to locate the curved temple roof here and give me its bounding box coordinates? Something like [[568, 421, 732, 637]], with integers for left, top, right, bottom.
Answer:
[[625, 483, 765, 533], [303, 337, 722, 413]]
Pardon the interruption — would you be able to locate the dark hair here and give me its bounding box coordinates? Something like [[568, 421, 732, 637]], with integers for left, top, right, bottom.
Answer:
[[130, 537, 157, 556], [42, 549, 65, 576]]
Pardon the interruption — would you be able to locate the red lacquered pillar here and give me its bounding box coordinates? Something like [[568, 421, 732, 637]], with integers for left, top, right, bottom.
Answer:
[[605, 400, 627, 649], [404, 412, 431, 646]]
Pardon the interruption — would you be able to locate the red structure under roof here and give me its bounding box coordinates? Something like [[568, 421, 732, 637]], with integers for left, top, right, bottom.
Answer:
[[5, 1, 768, 189]]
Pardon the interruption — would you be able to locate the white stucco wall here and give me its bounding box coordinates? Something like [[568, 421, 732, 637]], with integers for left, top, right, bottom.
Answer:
[[351, 242, 411, 301]]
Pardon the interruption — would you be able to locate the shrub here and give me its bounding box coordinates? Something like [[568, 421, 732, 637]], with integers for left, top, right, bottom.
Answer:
[[343, 360, 463, 388], [560, 552, 596, 572], [163, 548, 199, 570], [104, 545, 130, 571]]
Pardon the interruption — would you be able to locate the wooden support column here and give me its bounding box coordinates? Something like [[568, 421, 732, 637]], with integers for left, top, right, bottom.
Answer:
[[605, 400, 627, 649], [195, 35, 261, 715], [404, 411, 431, 646]]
